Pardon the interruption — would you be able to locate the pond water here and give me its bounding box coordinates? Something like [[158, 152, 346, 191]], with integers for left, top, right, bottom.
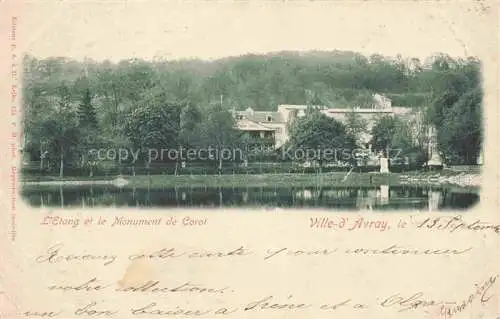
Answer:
[[22, 185, 479, 211]]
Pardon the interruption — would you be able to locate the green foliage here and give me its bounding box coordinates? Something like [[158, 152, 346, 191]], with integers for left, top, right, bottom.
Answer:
[[124, 101, 182, 154], [370, 115, 427, 166], [371, 116, 415, 153], [370, 116, 397, 155], [386, 93, 428, 107], [392, 119, 415, 150], [287, 110, 356, 164], [197, 103, 240, 149], [426, 58, 482, 164], [345, 108, 369, 145], [23, 51, 442, 114], [37, 107, 81, 177], [195, 103, 242, 169], [434, 87, 482, 164], [179, 103, 203, 147], [77, 88, 98, 128], [22, 51, 482, 173]]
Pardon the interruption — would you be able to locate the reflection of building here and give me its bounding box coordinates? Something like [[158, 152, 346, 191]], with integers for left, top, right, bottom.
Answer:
[[379, 185, 389, 205]]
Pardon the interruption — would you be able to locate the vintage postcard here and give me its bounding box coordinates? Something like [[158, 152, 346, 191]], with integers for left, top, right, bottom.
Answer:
[[1, 0, 499, 318]]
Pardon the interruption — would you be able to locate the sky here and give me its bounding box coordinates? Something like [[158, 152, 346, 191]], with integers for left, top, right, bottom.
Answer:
[[19, 0, 496, 62]]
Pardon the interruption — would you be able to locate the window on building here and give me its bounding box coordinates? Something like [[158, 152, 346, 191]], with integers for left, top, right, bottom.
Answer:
[[267, 116, 272, 122], [236, 115, 243, 120]]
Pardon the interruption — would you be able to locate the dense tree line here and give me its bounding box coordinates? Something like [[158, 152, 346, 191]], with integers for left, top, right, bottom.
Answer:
[[22, 51, 482, 176]]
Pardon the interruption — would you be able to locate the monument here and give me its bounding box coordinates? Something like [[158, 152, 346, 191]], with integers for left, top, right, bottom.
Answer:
[[427, 126, 443, 167]]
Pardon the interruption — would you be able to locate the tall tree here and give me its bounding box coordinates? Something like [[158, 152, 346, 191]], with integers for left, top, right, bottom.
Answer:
[[179, 103, 202, 147], [124, 100, 182, 165], [370, 116, 397, 157], [35, 107, 80, 178], [370, 116, 424, 165], [434, 87, 482, 164], [345, 108, 369, 146], [76, 88, 101, 175]]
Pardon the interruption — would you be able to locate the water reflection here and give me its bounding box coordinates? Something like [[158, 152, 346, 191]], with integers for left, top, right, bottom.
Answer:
[[22, 184, 479, 211]]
